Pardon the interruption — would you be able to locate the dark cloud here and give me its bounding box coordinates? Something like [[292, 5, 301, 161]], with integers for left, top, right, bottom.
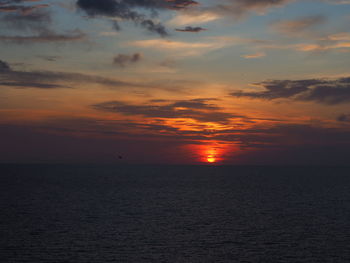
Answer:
[[42, 118, 186, 138], [221, 124, 350, 147], [0, 59, 142, 89], [172, 98, 220, 110], [36, 55, 61, 61], [76, 0, 198, 36], [0, 59, 11, 71], [0, 1, 51, 35], [232, 79, 317, 99], [0, 30, 86, 43], [231, 123, 350, 165], [77, 0, 198, 15], [0, 121, 200, 164], [0, 3, 86, 44], [0, 81, 68, 89], [140, 19, 167, 36], [93, 99, 243, 124], [113, 53, 143, 67], [0, 10, 51, 32], [0, 0, 44, 4], [231, 77, 350, 105], [112, 20, 120, 31], [337, 114, 350, 122], [229, 0, 290, 8], [0, 59, 197, 91], [0, 0, 48, 12], [175, 26, 207, 33], [167, 0, 198, 9], [0, 4, 48, 14]]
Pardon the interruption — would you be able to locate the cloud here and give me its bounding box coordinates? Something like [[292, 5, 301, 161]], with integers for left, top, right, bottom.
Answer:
[[0, 0, 48, 14], [0, 4, 48, 14], [131, 39, 213, 49], [0, 30, 87, 43], [99, 31, 119, 37], [231, 77, 350, 105], [76, 0, 198, 36], [0, 3, 52, 38], [93, 99, 244, 124], [0, 10, 51, 32], [241, 51, 265, 59], [0, 81, 68, 89], [130, 36, 237, 56], [167, 11, 220, 26], [0, 59, 197, 91], [295, 33, 350, 52], [113, 53, 143, 67], [255, 32, 350, 53], [139, 19, 168, 36], [77, 0, 198, 15], [337, 114, 350, 122], [0, 60, 11, 72], [175, 26, 207, 32], [229, 0, 290, 8], [0, 5, 87, 44], [207, 0, 293, 18], [36, 55, 61, 61], [199, 0, 349, 21], [271, 15, 326, 35], [229, 123, 350, 165], [0, 59, 142, 89], [0, 0, 44, 3]]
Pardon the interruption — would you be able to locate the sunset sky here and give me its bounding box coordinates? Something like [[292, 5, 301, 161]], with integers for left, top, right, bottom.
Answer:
[[1, 0, 350, 164]]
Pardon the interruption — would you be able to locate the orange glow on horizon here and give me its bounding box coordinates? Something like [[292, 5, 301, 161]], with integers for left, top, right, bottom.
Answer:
[[186, 142, 237, 164]]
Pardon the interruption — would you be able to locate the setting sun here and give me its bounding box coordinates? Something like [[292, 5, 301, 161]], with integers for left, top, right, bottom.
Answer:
[[204, 146, 220, 164], [184, 142, 237, 164], [207, 156, 216, 163]]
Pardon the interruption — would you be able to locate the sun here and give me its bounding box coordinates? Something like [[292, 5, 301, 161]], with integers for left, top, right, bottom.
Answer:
[[207, 156, 216, 163], [205, 148, 218, 164], [190, 142, 232, 164]]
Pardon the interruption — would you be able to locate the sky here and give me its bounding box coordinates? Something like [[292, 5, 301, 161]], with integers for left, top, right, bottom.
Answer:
[[1, 0, 350, 165]]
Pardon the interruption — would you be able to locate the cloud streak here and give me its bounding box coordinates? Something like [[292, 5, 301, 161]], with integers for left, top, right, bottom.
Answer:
[[76, 0, 198, 36], [93, 99, 244, 124], [241, 51, 266, 59], [130, 36, 238, 56], [0, 59, 142, 89], [113, 53, 143, 67], [231, 77, 350, 105], [0, 31, 86, 43], [175, 26, 207, 32]]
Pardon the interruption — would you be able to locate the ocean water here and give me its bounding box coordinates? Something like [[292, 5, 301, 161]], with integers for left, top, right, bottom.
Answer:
[[1, 164, 350, 262]]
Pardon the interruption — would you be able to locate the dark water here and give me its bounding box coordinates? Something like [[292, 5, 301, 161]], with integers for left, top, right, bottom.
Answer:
[[1, 165, 350, 262]]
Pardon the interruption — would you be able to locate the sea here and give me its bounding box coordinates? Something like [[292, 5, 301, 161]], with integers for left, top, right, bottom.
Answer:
[[1, 164, 350, 262]]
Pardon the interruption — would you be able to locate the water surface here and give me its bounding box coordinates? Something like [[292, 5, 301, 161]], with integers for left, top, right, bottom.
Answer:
[[1, 165, 350, 262]]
